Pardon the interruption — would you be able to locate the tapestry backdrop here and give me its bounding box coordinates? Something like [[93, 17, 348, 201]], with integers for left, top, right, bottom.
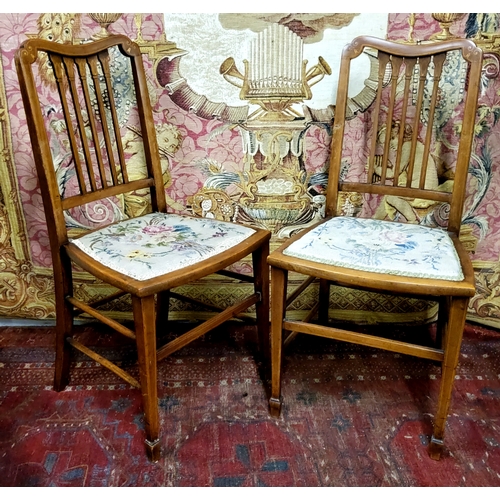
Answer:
[[1, 13, 500, 328]]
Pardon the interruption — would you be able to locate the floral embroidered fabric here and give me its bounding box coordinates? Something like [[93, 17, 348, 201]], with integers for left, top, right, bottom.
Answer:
[[283, 217, 464, 281], [70, 212, 256, 281]]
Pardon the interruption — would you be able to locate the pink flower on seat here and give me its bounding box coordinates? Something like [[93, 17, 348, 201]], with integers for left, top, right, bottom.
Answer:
[[142, 225, 173, 234]]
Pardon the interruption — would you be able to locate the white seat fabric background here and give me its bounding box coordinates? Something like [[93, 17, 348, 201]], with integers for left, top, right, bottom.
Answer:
[[71, 212, 256, 281], [283, 216, 464, 281]]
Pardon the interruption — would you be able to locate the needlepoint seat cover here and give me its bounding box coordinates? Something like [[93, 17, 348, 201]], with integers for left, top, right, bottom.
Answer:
[[283, 216, 464, 281], [71, 212, 256, 281]]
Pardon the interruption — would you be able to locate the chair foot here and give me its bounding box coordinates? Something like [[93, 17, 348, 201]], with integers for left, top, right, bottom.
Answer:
[[53, 359, 70, 391], [145, 438, 161, 463], [269, 397, 283, 418], [428, 435, 444, 461], [54, 334, 72, 391], [53, 379, 69, 392]]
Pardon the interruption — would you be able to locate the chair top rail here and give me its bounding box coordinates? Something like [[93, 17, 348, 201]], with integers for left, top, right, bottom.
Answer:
[[343, 35, 482, 63], [17, 35, 141, 61]]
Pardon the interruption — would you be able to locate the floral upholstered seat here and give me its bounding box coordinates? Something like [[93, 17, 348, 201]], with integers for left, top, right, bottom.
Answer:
[[283, 216, 464, 281], [71, 212, 256, 281]]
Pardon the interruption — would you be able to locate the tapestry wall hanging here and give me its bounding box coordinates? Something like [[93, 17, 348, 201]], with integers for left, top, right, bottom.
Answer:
[[1, 13, 500, 328]]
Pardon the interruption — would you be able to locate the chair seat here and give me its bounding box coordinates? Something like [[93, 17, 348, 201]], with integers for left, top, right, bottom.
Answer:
[[71, 212, 256, 281], [283, 216, 464, 281]]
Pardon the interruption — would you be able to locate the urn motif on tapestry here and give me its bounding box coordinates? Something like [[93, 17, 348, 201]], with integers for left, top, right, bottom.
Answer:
[[220, 23, 331, 122], [214, 24, 331, 235]]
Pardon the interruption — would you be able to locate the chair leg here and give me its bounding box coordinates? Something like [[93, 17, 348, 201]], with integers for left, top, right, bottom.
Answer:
[[252, 240, 270, 364], [429, 296, 469, 460], [53, 255, 73, 392], [132, 295, 161, 463], [269, 266, 287, 418], [156, 290, 171, 335], [318, 278, 330, 324], [435, 296, 450, 349]]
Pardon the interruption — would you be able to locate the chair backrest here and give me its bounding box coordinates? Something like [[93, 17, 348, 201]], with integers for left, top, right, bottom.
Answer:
[[326, 36, 483, 236], [15, 35, 166, 252]]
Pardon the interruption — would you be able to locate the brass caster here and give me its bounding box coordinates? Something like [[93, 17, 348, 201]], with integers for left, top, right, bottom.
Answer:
[[428, 435, 444, 461], [269, 397, 283, 418], [145, 438, 161, 463]]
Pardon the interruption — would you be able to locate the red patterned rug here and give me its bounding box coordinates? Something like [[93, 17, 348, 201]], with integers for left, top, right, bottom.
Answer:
[[1, 320, 500, 486]]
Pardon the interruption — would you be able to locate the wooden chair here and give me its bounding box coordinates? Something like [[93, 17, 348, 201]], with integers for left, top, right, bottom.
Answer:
[[15, 35, 270, 462], [268, 36, 482, 460]]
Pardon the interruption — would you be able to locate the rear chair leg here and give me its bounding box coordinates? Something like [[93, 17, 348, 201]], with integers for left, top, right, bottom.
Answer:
[[54, 296, 73, 391], [156, 290, 171, 335], [318, 279, 330, 325], [269, 266, 287, 418], [133, 295, 161, 462], [429, 296, 469, 460], [252, 240, 270, 366], [54, 256, 74, 391]]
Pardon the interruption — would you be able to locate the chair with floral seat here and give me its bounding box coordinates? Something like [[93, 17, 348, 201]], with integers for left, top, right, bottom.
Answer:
[[15, 34, 270, 462], [268, 35, 482, 460]]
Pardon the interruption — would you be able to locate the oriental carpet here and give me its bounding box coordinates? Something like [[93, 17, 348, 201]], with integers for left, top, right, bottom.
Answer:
[[1, 320, 500, 487]]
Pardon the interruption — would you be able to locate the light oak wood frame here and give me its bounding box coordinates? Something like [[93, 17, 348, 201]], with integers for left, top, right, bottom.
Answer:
[[268, 36, 483, 460], [15, 35, 271, 463]]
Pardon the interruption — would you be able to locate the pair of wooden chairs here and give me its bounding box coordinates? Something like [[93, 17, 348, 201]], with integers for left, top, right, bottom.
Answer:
[[16, 34, 482, 462]]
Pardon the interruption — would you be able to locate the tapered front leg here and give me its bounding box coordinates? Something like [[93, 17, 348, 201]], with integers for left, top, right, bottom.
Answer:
[[133, 295, 161, 462], [253, 240, 270, 366], [429, 296, 469, 460], [269, 266, 287, 418]]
